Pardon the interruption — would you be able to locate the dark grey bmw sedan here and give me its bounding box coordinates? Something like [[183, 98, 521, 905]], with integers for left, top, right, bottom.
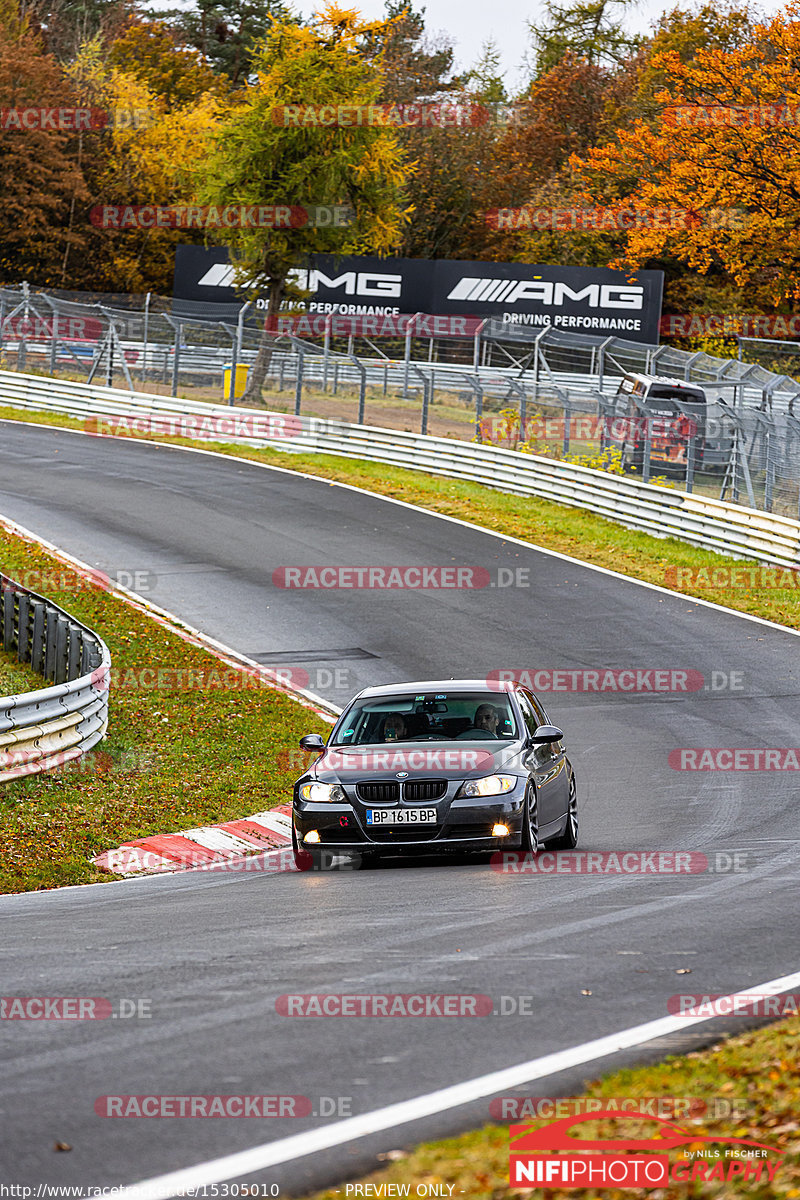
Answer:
[[291, 679, 577, 868]]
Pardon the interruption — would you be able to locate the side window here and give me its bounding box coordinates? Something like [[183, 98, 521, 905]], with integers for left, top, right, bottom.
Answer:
[[515, 690, 541, 737], [520, 688, 548, 726]]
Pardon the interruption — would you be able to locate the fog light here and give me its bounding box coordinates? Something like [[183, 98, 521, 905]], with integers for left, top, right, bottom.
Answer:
[[492, 823, 510, 837], [304, 830, 321, 844]]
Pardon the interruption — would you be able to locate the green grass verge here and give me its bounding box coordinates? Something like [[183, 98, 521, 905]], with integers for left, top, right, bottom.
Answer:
[[2, 403, 796, 630], [0, 646, 42, 694], [0, 526, 331, 894], [301, 1019, 800, 1200]]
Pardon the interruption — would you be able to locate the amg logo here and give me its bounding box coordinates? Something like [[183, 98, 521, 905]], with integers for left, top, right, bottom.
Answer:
[[291, 269, 402, 298], [198, 264, 403, 299], [447, 277, 644, 310]]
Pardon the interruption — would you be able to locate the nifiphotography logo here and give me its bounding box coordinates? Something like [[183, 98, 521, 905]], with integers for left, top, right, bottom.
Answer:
[[508, 1112, 783, 1188]]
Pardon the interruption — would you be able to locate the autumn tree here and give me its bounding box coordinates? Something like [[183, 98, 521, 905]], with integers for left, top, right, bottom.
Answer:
[[65, 30, 225, 292], [575, 0, 800, 308], [108, 17, 223, 105], [196, 3, 410, 402], [0, 6, 89, 286]]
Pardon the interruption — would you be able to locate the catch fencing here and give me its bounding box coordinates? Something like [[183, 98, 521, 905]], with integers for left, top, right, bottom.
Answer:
[[2, 283, 800, 517], [1, 368, 797, 572]]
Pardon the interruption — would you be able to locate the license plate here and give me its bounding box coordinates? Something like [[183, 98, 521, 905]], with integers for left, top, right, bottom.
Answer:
[[366, 808, 437, 825]]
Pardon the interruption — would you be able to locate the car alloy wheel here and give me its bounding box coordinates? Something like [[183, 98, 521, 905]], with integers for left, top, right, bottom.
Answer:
[[548, 771, 578, 850], [521, 786, 539, 853]]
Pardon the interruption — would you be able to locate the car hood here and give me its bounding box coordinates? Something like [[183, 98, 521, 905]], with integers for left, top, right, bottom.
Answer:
[[310, 740, 522, 781]]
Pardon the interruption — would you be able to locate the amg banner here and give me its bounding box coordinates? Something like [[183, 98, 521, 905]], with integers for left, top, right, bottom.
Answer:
[[173, 246, 663, 344]]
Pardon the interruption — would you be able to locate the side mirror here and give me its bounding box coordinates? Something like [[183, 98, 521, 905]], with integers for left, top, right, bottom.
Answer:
[[531, 725, 563, 745], [299, 733, 325, 751]]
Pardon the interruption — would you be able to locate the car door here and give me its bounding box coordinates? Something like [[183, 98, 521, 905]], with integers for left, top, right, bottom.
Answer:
[[516, 688, 569, 829]]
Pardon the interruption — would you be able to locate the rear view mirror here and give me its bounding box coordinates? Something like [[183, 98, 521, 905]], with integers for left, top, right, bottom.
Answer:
[[299, 733, 325, 751], [531, 725, 563, 744]]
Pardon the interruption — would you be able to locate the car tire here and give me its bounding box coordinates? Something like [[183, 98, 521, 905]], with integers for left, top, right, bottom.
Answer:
[[520, 786, 539, 854], [548, 772, 578, 850]]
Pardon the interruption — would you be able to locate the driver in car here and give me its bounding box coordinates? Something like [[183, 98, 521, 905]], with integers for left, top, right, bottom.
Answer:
[[474, 703, 500, 735]]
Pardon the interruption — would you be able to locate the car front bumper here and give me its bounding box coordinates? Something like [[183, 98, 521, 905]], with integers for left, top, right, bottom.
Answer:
[[293, 794, 526, 854]]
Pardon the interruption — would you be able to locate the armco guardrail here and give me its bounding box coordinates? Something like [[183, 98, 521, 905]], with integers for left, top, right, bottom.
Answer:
[[1, 572, 110, 783], [2, 369, 799, 571]]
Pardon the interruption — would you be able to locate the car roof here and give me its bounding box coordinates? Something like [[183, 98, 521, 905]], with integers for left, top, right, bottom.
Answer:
[[624, 372, 706, 390], [352, 679, 515, 700]]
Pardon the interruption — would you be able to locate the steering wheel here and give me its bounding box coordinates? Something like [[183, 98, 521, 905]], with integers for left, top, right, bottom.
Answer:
[[456, 727, 496, 739]]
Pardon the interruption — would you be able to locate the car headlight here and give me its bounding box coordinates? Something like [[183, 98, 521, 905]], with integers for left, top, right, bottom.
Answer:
[[459, 774, 516, 798], [299, 781, 346, 803]]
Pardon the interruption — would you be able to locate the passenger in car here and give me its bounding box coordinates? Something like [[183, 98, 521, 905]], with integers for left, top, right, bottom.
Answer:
[[381, 714, 408, 741]]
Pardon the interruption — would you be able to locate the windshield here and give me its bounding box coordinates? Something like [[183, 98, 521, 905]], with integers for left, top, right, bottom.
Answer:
[[331, 691, 519, 746], [646, 386, 706, 411]]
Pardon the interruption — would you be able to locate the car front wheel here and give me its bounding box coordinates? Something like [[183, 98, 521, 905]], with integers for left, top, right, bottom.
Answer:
[[520, 786, 539, 854], [548, 772, 578, 850]]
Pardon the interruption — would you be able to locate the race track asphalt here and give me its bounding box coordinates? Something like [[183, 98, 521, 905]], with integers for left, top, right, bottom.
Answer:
[[1, 421, 799, 1194]]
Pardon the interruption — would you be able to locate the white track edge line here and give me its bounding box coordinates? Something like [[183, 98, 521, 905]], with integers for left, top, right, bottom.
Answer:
[[3, 415, 798, 640], [118, 968, 800, 1199]]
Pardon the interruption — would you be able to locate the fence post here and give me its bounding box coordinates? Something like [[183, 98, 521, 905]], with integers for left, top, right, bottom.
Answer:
[[48, 301, 59, 375], [170, 324, 181, 396], [643, 415, 652, 483], [141, 291, 150, 384], [322, 314, 332, 391], [105, 313, 114, 387], [686, 431, 696, 493], [228, 324, 238, 406], [349, 355, 366, 424], [597, 336, 614, 391], [474, 379, 483, 440], [764, 427, 774, 512], [403, 315, 419, 399], [294, 349, 304, 416]]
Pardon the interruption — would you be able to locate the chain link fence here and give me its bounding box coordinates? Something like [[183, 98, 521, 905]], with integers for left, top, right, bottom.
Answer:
[[2, 282, 800, 519]]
